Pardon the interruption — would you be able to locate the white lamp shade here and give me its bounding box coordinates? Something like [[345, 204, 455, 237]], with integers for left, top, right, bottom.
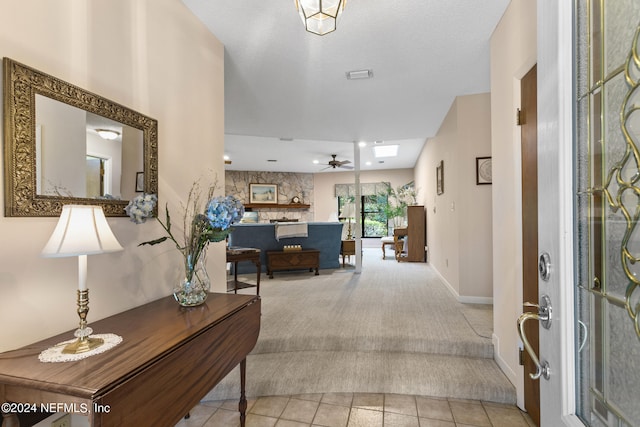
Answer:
[[339, 202, 356, 219], [42, 205, 124, 257]]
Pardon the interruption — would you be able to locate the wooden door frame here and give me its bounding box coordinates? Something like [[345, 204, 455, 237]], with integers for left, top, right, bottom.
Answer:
[[521, 64, 540, 426]]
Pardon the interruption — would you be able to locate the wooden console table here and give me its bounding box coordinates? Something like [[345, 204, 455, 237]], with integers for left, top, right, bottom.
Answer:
[[266, 249, 319, 278], [0, 293, 260, 427], [227, 247, 261, 295]]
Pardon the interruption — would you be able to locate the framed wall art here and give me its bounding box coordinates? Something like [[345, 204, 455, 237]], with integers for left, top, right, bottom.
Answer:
[[476, 157, 492, 185], [249, 183, 278, 204], [135, 172, 145, 192], [436, 161, 444, 195]]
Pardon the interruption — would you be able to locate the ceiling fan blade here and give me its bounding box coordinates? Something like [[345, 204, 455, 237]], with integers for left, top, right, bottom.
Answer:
[[337, 160, 352, 165], [340, 165, 354, 169]]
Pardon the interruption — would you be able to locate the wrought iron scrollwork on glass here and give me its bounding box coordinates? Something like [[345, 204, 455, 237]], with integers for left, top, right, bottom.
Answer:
[[609, 25, 640, 338]]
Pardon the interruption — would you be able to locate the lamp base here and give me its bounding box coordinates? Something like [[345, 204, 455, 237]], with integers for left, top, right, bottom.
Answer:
[[62, 336, 104, 354], [63, 288, 104, 354]]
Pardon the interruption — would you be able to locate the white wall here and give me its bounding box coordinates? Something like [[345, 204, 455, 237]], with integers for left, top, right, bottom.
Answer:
[[413, 93, 493, 302], [489, 0, 537, 402], [416, 102, 460, 293], [313, 169, 415, 223], [0, 0, 226, 352], [36, 95, 87, 197], [457, 94, 493, 300]]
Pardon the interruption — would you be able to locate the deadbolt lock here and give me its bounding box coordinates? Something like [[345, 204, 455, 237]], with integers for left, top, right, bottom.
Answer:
[[539, 252, 551, 281]]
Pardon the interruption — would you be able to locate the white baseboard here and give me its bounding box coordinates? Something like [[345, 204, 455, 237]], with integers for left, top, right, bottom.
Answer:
[[432, 267, 494, 305], [493, 332, 525, 410], [492, 333, 517, 386], [459, 295, 494, 304]]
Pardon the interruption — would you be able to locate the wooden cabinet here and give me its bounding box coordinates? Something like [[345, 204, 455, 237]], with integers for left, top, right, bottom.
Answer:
[[398, 205, 426, 262], [266, 249, 320, 278]]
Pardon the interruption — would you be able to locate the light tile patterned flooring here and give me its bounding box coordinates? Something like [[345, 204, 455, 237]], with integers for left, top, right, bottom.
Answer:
[[176, 392, 535, 427]]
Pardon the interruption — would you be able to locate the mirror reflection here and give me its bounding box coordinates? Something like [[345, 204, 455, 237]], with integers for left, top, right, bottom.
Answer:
[[35, 95, 143, 200]]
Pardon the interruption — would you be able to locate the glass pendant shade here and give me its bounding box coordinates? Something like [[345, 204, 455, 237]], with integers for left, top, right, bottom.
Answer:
[[295, 0, 346, 36]]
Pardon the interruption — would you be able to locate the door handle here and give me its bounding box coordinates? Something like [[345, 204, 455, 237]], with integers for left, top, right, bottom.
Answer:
[[517, 295, 552, 380]]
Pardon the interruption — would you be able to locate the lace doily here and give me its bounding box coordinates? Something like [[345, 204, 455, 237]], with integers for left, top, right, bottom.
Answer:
[[38, 334, 123, 363]]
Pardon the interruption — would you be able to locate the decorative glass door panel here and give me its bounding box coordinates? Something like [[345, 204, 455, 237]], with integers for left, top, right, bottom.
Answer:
[[575, 1, 640, 426]]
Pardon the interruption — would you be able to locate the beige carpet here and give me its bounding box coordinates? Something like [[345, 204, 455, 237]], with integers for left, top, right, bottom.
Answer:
[[205, 247, 515, 404]]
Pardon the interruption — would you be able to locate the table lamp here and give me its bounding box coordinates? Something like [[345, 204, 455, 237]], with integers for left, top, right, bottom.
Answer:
[[339, 202, 356, 240], [41, 205, 123, 354]]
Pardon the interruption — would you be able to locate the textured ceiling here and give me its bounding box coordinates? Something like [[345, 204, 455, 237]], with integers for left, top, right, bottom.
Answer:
[[182, 0, 510, 173]]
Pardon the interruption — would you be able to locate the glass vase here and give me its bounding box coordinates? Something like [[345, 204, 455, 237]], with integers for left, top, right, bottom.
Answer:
[[173, 247, 210, 307]]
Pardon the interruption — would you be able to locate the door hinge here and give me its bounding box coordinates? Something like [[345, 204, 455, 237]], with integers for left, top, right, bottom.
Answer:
[[516, 108, 523, 126], [519, 347, 525, 365]]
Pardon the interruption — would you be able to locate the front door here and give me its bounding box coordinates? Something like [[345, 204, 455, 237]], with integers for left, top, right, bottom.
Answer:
[[536, 1, 640, 425]]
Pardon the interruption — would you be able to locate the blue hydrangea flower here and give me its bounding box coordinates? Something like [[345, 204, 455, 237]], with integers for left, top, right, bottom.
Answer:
[[205, 195, 245, 231]]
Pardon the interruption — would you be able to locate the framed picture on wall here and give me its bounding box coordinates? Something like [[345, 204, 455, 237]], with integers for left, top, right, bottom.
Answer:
[[135, 172, 144, 192], [436, 161, 444, 195], [249, 183, 278, 204], [476, 157, 492, 185]]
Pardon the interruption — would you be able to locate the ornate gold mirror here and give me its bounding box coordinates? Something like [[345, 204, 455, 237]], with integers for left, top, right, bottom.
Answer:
[[3, 58, 158, 216]]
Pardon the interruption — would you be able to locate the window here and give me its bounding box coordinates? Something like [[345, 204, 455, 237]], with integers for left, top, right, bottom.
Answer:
[[338, 195, 388, 238]]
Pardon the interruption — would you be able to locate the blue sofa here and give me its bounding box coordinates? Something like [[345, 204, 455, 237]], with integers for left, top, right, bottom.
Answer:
[[228, 222, 343, 273]]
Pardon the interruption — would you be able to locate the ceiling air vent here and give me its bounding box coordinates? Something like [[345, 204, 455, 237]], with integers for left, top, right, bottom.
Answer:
[[346, 69, 373, 80]]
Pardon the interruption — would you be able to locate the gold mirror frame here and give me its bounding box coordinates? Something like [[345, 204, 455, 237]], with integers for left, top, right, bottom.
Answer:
[[3, 57, 158, 217]]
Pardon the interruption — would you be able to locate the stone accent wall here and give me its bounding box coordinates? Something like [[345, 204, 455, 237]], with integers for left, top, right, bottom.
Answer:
[[225, 171, 314, 222]]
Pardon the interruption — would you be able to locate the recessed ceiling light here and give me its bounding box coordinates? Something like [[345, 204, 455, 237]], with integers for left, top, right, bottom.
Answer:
[[95, 129, 120, 140], [346, 69, 373, 80], [223, 155, 230, 161], [358, 141, 367, 147], [374, 140, 384, 145], [312, 160, 320, 164], [365, 161, 372, 166], [373, 145, 398, 158]]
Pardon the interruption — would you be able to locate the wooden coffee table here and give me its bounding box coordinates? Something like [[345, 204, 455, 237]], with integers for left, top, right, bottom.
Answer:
[[266, 249, 320, 278]]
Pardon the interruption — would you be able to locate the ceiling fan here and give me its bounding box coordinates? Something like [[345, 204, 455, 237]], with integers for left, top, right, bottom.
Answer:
[[322, 154, 354, 170]]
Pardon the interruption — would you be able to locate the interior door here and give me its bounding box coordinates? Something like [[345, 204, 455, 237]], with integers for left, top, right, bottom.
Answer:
[[520, 64, 540, 426], [536, 1, 640, 425]]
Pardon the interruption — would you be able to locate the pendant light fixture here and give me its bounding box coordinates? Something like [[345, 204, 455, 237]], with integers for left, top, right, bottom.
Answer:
[[295, 0, 346, 36]]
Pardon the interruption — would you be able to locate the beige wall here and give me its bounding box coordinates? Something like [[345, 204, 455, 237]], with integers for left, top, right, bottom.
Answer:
[[313, 169, 415, 223], [0, 0, 226, 352], [413, 93, 493, 303], [489, 0, 537, 400]]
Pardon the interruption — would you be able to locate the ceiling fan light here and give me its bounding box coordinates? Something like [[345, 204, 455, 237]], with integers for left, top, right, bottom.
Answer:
[[295, 0, 346, 36]]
